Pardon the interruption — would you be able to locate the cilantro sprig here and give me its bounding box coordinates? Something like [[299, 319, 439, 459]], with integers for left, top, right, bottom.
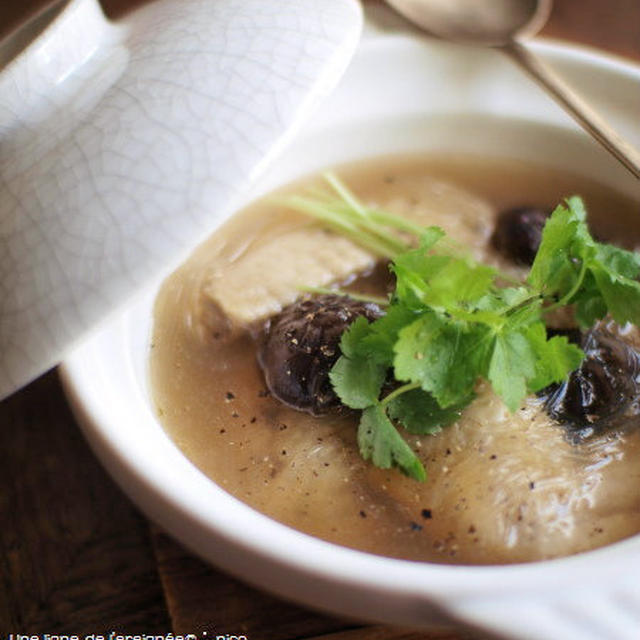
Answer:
[[284, 174, 640, 481]]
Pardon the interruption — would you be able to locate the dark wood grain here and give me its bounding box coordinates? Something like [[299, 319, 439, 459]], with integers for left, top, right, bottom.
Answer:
[[0, 0, 638, 638], [0, 372, 170, 633], [152, 528, 355, 640], [542, 0, 640, 60], [151, 531, 475, 640]]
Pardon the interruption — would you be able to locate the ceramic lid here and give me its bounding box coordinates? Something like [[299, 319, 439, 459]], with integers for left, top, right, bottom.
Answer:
[[0, 0, 362, 399]]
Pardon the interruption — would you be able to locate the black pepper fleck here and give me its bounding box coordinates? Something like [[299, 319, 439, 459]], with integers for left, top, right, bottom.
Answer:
[[529, 481, 535, 490], [410, 521, 423, 531], [225, 391, 235, 401], [359, 510, 367, 518], [421, 509, 432, 520]]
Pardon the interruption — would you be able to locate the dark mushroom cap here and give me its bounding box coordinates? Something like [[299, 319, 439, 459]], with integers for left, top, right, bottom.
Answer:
[[491, 206, 550, 265], [258, 294, 382, 415], [542, 328, 640, 441]]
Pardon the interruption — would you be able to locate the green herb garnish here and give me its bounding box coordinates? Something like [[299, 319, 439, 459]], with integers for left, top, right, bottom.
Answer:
[[284, 173, 640, 481]]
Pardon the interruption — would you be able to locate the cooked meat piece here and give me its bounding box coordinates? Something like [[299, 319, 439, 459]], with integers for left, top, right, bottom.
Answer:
[[202, 227, 374, 325]]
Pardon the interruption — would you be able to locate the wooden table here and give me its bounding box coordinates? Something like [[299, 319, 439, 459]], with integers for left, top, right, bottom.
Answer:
[[1, 0, 638, 637]]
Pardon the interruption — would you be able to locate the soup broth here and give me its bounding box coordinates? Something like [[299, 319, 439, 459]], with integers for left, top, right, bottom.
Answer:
[[150, 155, 640, 564]]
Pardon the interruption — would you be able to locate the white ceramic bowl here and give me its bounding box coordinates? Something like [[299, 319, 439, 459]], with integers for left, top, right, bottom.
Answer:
[[61, 22, 640, 640]]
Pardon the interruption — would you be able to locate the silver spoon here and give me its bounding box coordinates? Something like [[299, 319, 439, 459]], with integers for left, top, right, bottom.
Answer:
[[385, 0, 640, 180]]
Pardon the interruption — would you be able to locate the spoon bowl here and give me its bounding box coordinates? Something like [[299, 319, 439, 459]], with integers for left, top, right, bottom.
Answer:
[[385, 0, 640, 179], [385, 0, 552, 46]]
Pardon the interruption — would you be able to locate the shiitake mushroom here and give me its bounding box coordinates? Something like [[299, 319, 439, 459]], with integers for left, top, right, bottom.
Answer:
[[541, 328, 640, 441], [491, 206, 550, 265], [258, 294, 382, 415]]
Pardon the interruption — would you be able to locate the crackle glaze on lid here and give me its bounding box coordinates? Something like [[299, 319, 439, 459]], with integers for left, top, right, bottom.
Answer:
[[0, 0, 362, 399]]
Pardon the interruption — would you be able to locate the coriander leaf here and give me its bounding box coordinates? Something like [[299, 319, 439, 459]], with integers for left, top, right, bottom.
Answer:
[[419, 226, 446, 249], [528, 199, 588, 296], [530, 197, 640, 327], [393, 251, 496, 313], [525, 323, 584, 391], [487, 329, 537, 412], [590, 263, 640, 326], [338, 315, 372, 358], [566, 235, 640, 327], [573, 271, 608, 327], [566, 196, 595, 251], [587, 242, 640, 326], [358, 405, 426, 481], [423, 257, 496, 310], [565, 194, 587, 220], [595, 242, 640, 280], [329, 356, 386, 410], [505, 295, 544, 329], [358, 303, 418, 366], [393, 313, 491, 408], [392, 249, 447, 310], [330, 317, 387, 409], [386, 388, 470, 434], [495, 286, 534, 308]]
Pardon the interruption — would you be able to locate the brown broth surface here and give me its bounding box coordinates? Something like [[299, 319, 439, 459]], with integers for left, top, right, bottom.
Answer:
[[150, 155, 640, 564]]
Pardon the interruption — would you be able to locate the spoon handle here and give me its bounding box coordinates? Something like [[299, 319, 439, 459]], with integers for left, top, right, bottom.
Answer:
[[504, 40, 640, 180]]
